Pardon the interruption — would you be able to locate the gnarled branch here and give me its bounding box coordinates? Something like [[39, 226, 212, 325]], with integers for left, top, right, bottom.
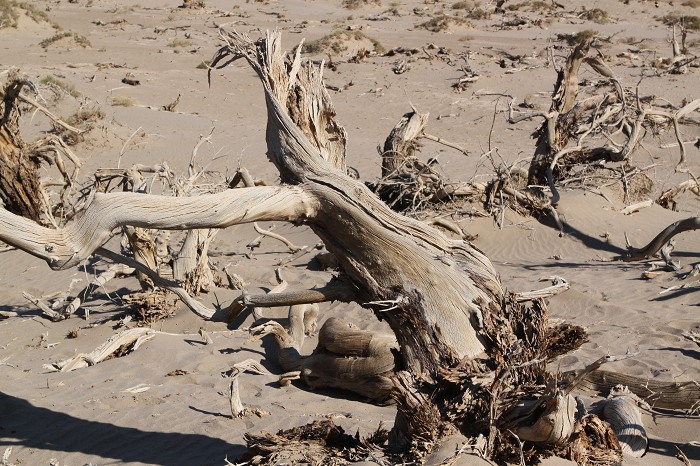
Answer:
[[0, 186, 316, 269]]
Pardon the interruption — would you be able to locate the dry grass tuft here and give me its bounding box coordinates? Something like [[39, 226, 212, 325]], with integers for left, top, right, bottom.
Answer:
[[40, 75, 81, 99], [111, 95, 138, 107], [302, 30, 384, 55], [506, 0, 556, 12], [342, 0, 380, 9], [0, 0, 61, 29], [64, 108, 106, 127], [580, 8, 611, 24], [417, 15, 472, 32], [39, 31, 91, 49], [168, 38, 195, 48], [659, 13, 700, 30]]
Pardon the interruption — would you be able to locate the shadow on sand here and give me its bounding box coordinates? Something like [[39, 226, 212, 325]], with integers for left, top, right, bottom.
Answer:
[[0, 391, 244, 465]]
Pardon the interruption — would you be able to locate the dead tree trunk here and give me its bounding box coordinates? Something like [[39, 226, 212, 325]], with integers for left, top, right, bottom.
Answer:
[[0, 77, 44, 223], [0, 31, 592, 461]]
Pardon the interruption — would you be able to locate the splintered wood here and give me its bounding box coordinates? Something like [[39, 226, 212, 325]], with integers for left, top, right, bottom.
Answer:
[[44, 328, 156, 372]]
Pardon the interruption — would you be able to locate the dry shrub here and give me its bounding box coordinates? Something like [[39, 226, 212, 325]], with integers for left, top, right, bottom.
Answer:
[[417, 15, 472, 32], [111, 95, 137, 107], [40, 75, 81, 98], [465, 7, 490, 19], [302, 30, 384, 55], [506, 0, 557, 12], [581, 8, 611, 24], [558, 29, 598, 46], [39, 32, 91, 49], [342, 0, 380, 9], [659, 13, 700, 30], [451, 0, 477, 8]]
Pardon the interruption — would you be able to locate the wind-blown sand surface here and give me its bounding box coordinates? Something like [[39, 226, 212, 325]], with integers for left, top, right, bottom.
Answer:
[[0, 0, 699, 464]]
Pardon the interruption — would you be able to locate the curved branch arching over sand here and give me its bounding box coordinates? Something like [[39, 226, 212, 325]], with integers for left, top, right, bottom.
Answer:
[[0, 186, 315, 269]]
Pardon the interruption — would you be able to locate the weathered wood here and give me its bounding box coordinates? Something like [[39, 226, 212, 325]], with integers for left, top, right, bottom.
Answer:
[[599, 388, 648, 457], [573, 369, 700, 410], [620, 216, 700, 262], [381, 109, 429, 177], [528, 39, 591, 184], [0, 78, 44, 223], [43, 327, 156, 372], [251, 311, 397, 402]]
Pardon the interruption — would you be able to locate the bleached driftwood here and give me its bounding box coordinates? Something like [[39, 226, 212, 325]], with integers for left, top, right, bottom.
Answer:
[[599, 386, 648, 457], [573, 369, 700, 411], [620, 216, 700, 262], [251, 307, 397, 402], [620, 200, 653, 216], [44, 327, 155, 372], [514, 276, 569, 302]]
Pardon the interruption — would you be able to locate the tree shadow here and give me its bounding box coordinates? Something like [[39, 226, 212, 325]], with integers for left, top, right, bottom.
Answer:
[[0, 391, 244, 465], [563, 223, 628, 256], [648, 437, 700, 461]]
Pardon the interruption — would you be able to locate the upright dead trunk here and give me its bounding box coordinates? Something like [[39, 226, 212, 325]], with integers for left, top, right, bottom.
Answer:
[[213, 31, 503, 376], [528, 40, 590, 185], [0, 77, 45, 223]]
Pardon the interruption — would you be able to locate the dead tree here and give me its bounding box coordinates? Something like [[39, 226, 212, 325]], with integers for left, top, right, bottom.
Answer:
[[0, 73, 83, 227], [0, 31, 645, 462]]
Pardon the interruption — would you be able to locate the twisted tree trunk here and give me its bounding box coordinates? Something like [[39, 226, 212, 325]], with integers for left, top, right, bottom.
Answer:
[[0, 31, 589, 461]]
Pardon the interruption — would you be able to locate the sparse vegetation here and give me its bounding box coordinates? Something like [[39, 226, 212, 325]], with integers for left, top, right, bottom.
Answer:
[[342, 0, 380, 9], [580, 8, 611, 24], [465, 8, 490, 19], [168, 38, 195, 48], [196, 60, 211, 69], [302, 30, 384, 55], [39, 32, 91, 49], [506, 0, 556, 12], [0, 1, 59, 29], [64, 107, 105, 127], [659, 13, 700, 30], [451, 0, 477, 8], [0, 0, 19, 29], [17, 2, 60, 28], [40, 75, 81, 99], [559, 29, 598, 46], [682, 0, 700, 7], [417, 15, 472, 32], [111, 95, 138, 107]]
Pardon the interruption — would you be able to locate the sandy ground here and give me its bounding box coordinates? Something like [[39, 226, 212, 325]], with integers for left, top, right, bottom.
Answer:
[[0, 0, 699, 464]]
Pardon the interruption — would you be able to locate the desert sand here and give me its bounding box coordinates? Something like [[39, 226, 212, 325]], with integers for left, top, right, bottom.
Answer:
[[0, 0, 699, 465]]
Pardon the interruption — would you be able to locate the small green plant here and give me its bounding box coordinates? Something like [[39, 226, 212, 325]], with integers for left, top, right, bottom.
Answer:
[[40, 75, 81, 98], [39, 32, 91, 49], [659, 13, 700, 30], [111, 95, 137, 107], [417, 15, 471, 32], [196, 60, 211, 69], [302, 30, 384, 55]]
